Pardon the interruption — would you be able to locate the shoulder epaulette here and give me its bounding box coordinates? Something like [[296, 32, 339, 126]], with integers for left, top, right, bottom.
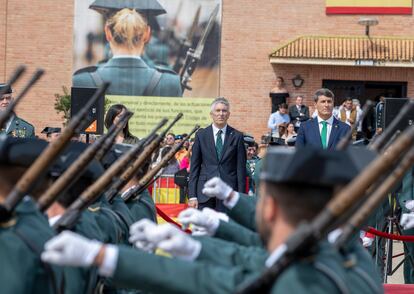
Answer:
[[17, 117, 34, 128], [73, 65, 98, 76], [154, 65, 178, 75]]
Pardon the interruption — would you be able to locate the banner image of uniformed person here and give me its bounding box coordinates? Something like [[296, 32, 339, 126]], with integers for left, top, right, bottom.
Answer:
[[73, 0, 222, 98]]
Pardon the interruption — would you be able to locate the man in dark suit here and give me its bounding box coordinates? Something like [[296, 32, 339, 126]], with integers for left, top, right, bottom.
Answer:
[[296, 88, 350, 150], [288, 95, 309, 129], [188, 97, 246, 211]]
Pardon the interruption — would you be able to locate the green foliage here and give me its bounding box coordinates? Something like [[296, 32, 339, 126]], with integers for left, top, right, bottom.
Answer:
[[54, 86, 71, 125]]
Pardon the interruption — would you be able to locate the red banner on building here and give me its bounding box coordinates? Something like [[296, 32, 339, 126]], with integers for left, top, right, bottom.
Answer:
[[326, 0, 412, 14]]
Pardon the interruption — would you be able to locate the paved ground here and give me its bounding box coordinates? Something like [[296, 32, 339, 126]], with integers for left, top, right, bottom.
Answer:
[[386, 241, 404, 284]]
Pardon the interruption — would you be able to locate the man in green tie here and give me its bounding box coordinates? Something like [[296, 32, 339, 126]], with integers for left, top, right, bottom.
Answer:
[[296, 88, 350, 149], [188, 97, 247, 211]]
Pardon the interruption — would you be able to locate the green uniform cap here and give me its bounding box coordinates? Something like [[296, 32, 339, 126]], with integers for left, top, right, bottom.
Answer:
[[0, 83, 12, 94], [260, 147, 376, 187], [89, 0, 166, 16]]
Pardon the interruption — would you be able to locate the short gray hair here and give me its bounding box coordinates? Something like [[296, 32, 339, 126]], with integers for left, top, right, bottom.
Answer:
[[211, 97, 230, 112], [313, 88, 335, 103]]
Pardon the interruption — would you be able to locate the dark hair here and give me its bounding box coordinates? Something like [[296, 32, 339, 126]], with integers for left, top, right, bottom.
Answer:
[[276, 76, 284, 83], [343, 97, 353, 103], [105, 104, 134, 139], [313, 88, 335, 103], [57, 178, 92, 208], [279, 103, 288, 109], [264, 182, 334, 226]]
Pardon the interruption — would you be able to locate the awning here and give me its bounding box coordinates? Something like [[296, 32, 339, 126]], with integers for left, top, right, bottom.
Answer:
[[269, 36, 414, 67]]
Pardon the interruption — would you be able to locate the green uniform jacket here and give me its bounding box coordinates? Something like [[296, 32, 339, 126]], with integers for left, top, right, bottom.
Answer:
[[111, 241, 357, 294], [126, 189, 157, 223], [1, 115, 35, 138], [227, 193, 257, 231], [214, 219, 262, 247], [0, 198, 64, 294], [73, 58, 182, 97]]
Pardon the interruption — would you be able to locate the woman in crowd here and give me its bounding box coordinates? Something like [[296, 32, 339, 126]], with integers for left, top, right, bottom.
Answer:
[[269, 76, 289, 113], [73, 8, 182, 97], [282, 122, 297, 145], [104, 104, 139, 144]]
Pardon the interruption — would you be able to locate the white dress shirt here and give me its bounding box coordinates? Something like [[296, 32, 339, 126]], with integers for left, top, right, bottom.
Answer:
[[317, 115, 334, 145], [212, 124, 227, 145]]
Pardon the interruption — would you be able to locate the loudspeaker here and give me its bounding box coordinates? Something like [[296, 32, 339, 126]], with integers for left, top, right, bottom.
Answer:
[[384, 98, 414, 131], [71, 87, 104, 135]]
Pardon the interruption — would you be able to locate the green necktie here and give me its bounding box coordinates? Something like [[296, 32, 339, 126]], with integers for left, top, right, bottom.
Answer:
[[321, 121, 328, 149], [216, 129, 223, 159]]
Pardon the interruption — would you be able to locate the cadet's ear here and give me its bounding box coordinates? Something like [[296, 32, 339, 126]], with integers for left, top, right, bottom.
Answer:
[[104, 25, 113, 42], [142, 26, 151, 44], [262, 195, 277, 223]]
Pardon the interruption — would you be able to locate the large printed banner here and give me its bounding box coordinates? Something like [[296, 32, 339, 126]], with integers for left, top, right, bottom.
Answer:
[[73, 0, 222, 135], [326, 0, 413, 14], [106, 96, 214, 138]]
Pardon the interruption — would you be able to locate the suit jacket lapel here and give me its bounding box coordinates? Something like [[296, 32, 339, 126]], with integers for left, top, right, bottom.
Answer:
[[206, 125, 219, 163], [219, 126, 234, 162], [312, 119, 323, 148], [328, 118, 340, 149]]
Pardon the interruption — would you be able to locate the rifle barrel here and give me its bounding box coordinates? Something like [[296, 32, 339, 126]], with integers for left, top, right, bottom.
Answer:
[[123, 124, 199, 202], [53, 118, 168, 231], [0, 68, 44, 129], [2, 83, 110, 213], [335, 146, 414, 247], [37, 111, 133, 212]]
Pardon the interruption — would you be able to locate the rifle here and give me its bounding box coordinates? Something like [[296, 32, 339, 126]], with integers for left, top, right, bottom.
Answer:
[[0, 65, 26, 105], [53, 118, 168, 232], [95, 111, 133, 162], [335, 146, 414, 248], [180, 4, 219, 91], [122, 124, 199, 202], [173, 6, 201, 73], [0, 83, 110, 221], [0, 68, 43, 129], [37, 111, 133, 212], [237, 125, 414, 294], [369, 100, 414, 152], [105, 113, 184, 203], [336, 100, 373, 150]]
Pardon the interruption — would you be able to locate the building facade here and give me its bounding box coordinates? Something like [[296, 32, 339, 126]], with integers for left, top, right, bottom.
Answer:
[[1, 0, 414, 140]]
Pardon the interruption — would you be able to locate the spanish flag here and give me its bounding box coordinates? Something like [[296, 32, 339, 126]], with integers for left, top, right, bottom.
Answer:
[[326, 0, 412, 14]]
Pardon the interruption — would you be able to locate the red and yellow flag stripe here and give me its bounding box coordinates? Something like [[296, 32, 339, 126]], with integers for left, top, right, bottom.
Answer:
[[326, 0, 412, 14]]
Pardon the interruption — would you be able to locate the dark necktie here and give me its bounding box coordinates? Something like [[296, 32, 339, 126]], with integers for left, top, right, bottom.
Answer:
[[216, 130, 223, 159]]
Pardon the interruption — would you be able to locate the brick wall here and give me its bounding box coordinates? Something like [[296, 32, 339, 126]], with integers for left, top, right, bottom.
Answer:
[[2, 0, 414, 140], [0, 0, 74, 136], [220, 0, 414, 139]]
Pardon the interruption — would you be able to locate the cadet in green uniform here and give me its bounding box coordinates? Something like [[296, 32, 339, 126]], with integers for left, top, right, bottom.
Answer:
[[0, 137, 66, 294], [41, 147, 383, 294], [0, 84, 35, 137], [74, 2, 182, 97]]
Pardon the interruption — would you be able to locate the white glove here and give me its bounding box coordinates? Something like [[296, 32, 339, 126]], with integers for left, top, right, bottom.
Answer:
[[405, 200, 414, 211], [178, 208, 219, 236], [401, 213, 414, 230], [129, 219, 157, 252], [202, 177, 233, 200], [146, 224, 202, 261], [41, 231, 102, 267], [362, 236, 374, 248]]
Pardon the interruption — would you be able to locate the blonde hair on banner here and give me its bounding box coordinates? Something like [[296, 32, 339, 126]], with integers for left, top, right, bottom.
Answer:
[[106, 8, 148, 49]]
